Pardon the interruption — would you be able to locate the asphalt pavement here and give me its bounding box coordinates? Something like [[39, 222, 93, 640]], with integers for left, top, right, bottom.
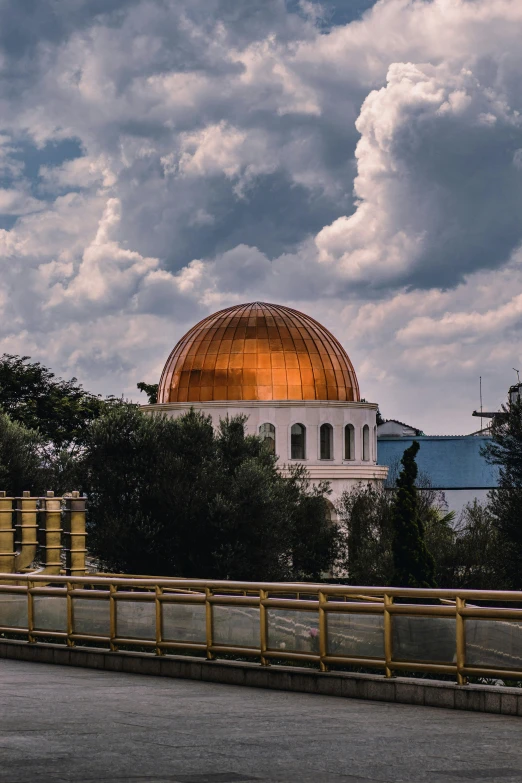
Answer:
[[1, 658, 521, 783]]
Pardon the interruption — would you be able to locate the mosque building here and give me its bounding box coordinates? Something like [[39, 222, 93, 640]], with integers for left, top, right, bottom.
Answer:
[[143, 302, 387, 506]]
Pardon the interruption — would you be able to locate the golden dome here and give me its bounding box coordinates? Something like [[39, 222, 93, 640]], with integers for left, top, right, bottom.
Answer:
[[158, 302, 360, 403]]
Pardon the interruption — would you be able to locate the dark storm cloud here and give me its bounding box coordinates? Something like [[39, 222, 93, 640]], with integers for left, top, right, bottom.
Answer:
[[0, 0, 139, 55], [0, 0, 305, 57], [404, 112, 522, 289], [118, 167, 351, 269], [316, 57, 522, 293], [286, 0, 379, 26]]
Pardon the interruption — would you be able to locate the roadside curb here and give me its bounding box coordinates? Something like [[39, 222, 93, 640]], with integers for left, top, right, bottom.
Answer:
[[1, 639, 520, 716]]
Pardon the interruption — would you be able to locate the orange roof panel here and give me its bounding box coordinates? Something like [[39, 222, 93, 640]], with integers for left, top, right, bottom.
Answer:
[[158, 302, 360, 403]]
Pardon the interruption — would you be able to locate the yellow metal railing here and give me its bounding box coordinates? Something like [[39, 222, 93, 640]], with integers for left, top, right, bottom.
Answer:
[[1, 574, 522, 685]]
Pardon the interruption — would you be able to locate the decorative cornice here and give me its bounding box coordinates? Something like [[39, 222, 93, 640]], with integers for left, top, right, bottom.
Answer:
[[142, 400, 378, 411], [279, 464, 388, 480]]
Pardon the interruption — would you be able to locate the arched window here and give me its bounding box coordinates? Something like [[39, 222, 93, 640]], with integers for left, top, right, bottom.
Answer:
[[291, 423, 306, 459], [362, 424, 370, 461], [344, 424, 355, 460], [320, 423, 333, 460], [373, 425, 377, 461], [259, 422, 276, 454]]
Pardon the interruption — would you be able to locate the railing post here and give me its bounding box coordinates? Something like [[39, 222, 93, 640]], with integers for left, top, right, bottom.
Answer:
[[155, 586, 164, 656], [66, 581, 74, 647], [64, 492, 87, 576], [27, 579, 35, 644], [205, 587, 214, 660], [0, 492, 14, 574], [15, 492, 39, 571], [384, 594, 393, 678], [43, 492, 63, 575], [318, 590, 328, 672], [456, 596, 467, 685], [109, 584, 118, 651], [259, 588, 269, 666]]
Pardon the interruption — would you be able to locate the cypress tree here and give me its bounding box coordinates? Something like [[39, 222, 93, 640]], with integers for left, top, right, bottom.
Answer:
[[391, 440, 436, 588]]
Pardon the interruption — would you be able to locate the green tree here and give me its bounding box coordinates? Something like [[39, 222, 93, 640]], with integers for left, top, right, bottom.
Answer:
[[336, 468, 508, 590], [285, 468, 338, 581], [0, 354, 108, 448], [482, 399, 522, 588], [0, 410, 49, 495], [137, 382, 158, 404], [391, 441, 436, 588], [452, 501, 503, 590], [84, 405, 336, 580], [418, 486, 456, 588], [336, 483, 394, 585], [337, 478, 455, 587]]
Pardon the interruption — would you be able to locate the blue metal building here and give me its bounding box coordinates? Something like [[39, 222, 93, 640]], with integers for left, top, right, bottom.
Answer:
[[377, 436, 499, 514]]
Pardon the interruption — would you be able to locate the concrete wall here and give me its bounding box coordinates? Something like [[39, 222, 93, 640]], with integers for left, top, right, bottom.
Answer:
[[443, 489, 491, 515], [2, 640, 521, 717]]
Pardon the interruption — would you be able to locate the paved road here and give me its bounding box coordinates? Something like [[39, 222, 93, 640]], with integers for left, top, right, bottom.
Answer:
[[1, 659, 521, 783]]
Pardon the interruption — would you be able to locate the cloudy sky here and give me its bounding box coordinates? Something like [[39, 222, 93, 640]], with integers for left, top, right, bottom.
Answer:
[[1, 0, 521, 433]]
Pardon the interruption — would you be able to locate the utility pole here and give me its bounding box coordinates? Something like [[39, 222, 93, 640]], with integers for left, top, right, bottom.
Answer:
[[480, 376, 483, 432]]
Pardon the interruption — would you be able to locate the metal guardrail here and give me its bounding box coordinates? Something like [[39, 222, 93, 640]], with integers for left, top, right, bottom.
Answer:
[[1, 574, 522, 685]]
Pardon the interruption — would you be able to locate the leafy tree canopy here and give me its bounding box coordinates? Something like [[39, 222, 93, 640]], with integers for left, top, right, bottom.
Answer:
[[483, 398, 522, 485], [84, 405, 337, 580], [452, 501, 502, 590], [482, 398, 522, 588], [336, 478, 455, 587], [336, 483, 394, 585], [137, 382, 158, 404], [0, 354, 109, 448], [0, 410, 49, 496]]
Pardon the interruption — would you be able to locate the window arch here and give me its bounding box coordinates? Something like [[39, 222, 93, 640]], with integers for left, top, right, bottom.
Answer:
[[362, 424, 370, 461], [344, 424, 355, 460], [259, 422, 276, 454], [291, 423, 306, 459], [320, 423, 333, 460]]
